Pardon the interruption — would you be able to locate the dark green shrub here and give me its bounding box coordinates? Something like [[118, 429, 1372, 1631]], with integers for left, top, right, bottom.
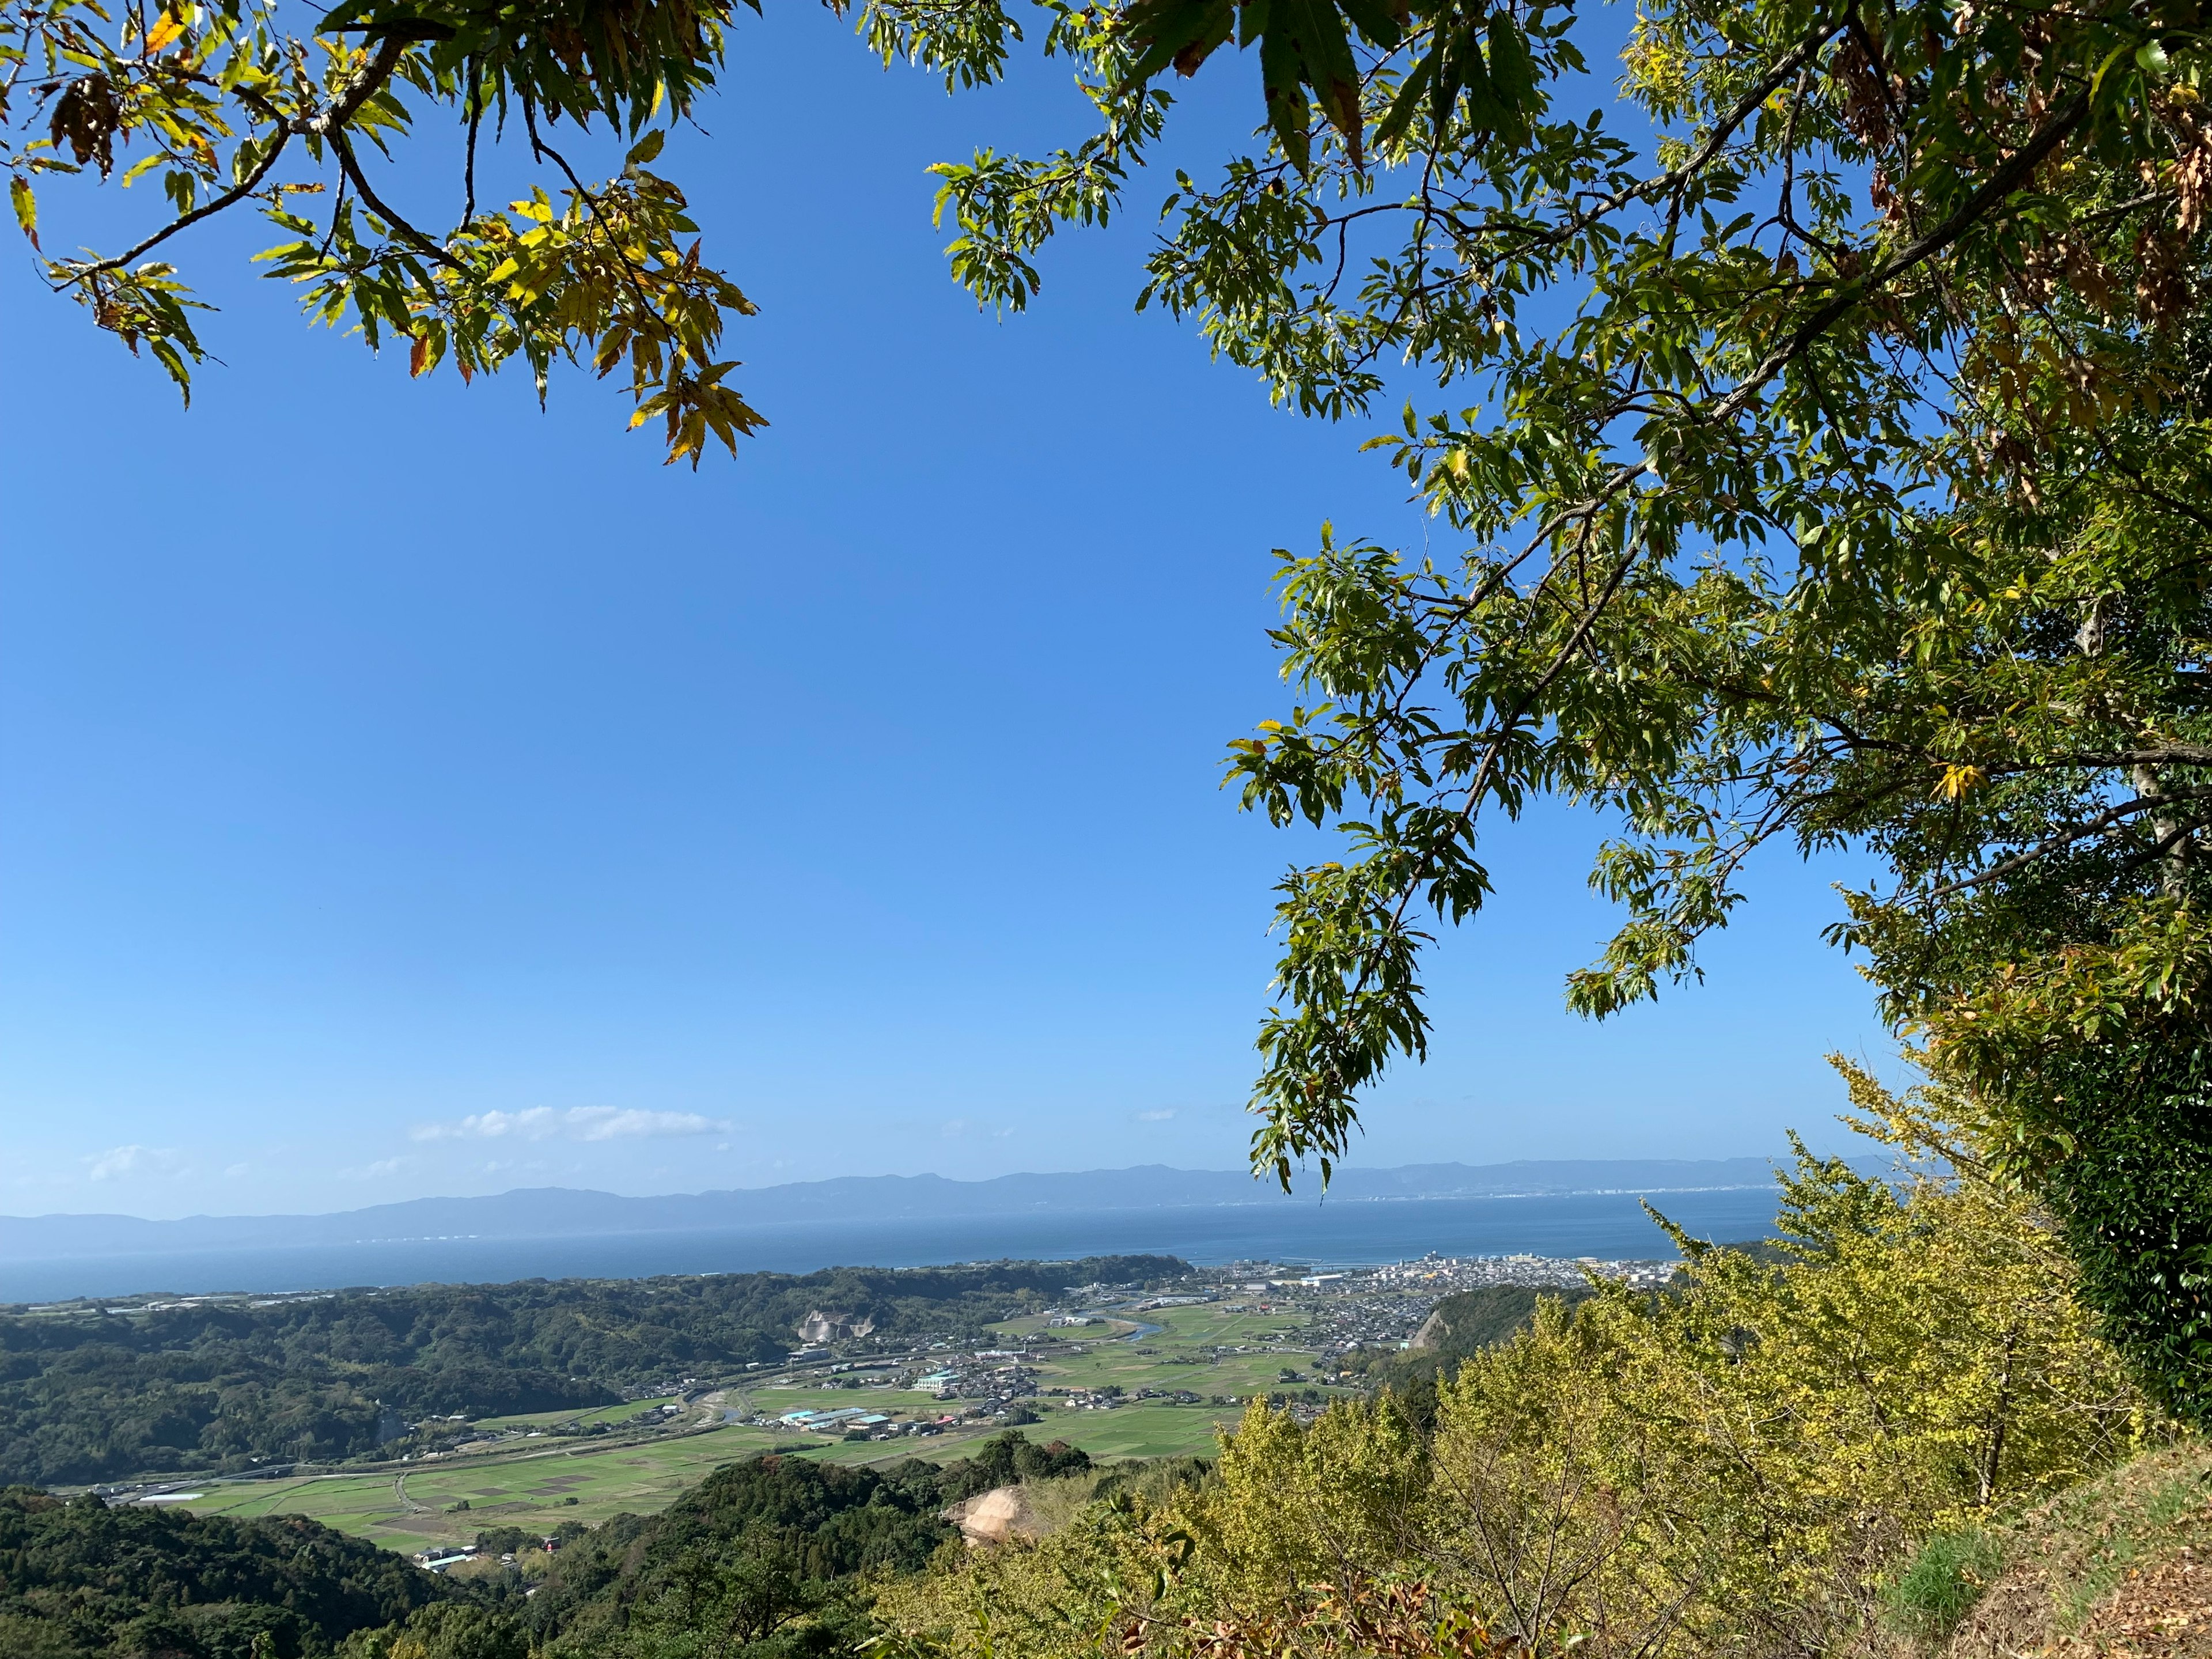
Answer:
[[2037, 1041, 2212, 1429]]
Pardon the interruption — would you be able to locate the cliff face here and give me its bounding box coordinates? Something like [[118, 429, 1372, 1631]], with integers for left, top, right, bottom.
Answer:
[[942, 1486, 1042, 1547], [794, 1310, 877, 1343]]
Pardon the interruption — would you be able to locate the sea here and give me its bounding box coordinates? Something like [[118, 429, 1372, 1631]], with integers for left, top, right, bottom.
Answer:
[[0, 1187, 1787, 1305]]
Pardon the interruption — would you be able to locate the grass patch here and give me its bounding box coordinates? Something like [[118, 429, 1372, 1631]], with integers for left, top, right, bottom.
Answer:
[[1037, 1404, 1234, 1461], [573, 1397, 679, 1426], [1885, 1529, 2006, 1642]]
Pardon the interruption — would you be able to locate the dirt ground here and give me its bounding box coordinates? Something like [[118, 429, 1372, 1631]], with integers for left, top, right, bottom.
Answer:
[[1945, 1444, 2212, 1659]]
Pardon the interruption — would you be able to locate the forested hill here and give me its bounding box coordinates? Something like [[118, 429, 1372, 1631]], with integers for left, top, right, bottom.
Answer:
[[0, 1256, 1184, 1486], [0, 1486, 466, 1657], [522, 1435, 1100, 1656]]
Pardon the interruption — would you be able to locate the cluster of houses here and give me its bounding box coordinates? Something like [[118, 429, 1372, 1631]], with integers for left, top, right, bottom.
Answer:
[[774, 1406, 948, 1440], [1042, 1384, 1205, 1411]]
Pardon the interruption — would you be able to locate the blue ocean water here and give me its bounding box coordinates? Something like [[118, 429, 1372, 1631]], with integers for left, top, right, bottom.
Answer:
[[0, 1187, 1785, 1304]]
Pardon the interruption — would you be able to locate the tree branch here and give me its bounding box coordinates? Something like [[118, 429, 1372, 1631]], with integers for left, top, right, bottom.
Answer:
[[302, 32, 411, 137], [62, 31, 414, 283], [330, 129, 472, 273], [1928, 786, 2212, 897], [1708, 87, 2090, 429], [67, 126, 292, 277]]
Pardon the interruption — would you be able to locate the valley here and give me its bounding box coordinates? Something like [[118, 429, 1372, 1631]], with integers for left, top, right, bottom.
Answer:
[[165, 1297, 1362, 1552]]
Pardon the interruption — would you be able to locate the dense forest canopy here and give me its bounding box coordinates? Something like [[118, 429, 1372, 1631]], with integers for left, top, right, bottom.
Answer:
[[0, 1486, 468, 1658], [0, 1257, 1184, 1486], [0, 1434, 1108, 1659], [522, 1436, 1094, 1657]]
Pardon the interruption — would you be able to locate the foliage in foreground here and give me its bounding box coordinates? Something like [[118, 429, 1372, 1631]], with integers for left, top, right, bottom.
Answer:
[[2, 0, 772, 461], [876, 1109, 2157, 1659], [1348, 1282, 1597, 1403], [928, 0, 2212, 1427], [518, 1434, 1093, 1658]]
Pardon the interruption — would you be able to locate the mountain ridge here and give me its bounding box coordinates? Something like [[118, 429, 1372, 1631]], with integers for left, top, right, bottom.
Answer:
[[0, 1157, 1872, 1262]]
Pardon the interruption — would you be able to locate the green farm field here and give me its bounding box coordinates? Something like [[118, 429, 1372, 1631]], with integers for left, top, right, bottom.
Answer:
[[177, 1425, 790, 1551], [470, 1395, 680, 1434], [173, 1419, 1030, 1552], [993, 1304, 1338, 1403]]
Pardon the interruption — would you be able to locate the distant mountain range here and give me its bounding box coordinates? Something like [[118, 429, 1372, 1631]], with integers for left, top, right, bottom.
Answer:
[[0, 1158, 1876, 1262]]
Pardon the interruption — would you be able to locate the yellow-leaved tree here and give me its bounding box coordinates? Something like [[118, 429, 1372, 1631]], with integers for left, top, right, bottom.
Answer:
[[873, 1077, 2156, 1659]]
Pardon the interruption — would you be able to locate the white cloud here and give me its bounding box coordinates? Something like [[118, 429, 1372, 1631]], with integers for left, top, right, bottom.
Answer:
[[411, 1107, 730, 1144], [87, 1145, 187, 1181], [1135, 1109, 1178, 1122]]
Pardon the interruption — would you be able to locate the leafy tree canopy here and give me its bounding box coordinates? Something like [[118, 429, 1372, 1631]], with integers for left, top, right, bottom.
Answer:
[[917, 0, 2212, 1415], [525, 1435, 1088, 1658], [0, 0, 1036, 460]]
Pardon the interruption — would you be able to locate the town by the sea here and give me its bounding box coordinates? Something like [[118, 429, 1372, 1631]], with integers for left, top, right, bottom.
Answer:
[[0, 1185, 1782, 1304]]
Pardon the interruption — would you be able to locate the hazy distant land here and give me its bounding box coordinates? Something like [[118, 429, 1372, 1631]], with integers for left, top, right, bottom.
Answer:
[[0, 1157, 1857, 1260]]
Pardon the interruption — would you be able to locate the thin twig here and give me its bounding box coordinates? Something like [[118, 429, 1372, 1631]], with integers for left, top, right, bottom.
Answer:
[[460, 55, 483, 232], [521, 101, 662, 323]]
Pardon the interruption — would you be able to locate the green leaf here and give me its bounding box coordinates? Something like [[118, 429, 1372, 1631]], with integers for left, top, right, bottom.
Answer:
[[1259, 23, 1313, 171], [1267, 0, 1361, 157], [1484, 14, 1537, 118], [1375, 48, 1436, 149], [1442, 21, 1503, 133], [626, 128, 667, 165], [1338, 0, 1404, 50], [1126, 0, 1236, 79]]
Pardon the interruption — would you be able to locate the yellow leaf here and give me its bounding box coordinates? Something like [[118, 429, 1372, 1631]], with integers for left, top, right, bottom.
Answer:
[[1934, 764, 1986, 801], [145, 13, 185, 51], [9, 175, 36, 251]]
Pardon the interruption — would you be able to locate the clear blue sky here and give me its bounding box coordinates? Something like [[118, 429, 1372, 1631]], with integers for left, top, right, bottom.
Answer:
[[0, 12, 1895, 1219]]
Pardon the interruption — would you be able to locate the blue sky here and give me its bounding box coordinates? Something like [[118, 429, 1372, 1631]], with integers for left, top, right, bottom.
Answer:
[[0, 9, 1895, 1219]]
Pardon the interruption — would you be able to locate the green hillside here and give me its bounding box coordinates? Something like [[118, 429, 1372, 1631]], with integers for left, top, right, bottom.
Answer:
[[0, 1257, 1184, 1486], [0, 1486, 469, 1658]]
